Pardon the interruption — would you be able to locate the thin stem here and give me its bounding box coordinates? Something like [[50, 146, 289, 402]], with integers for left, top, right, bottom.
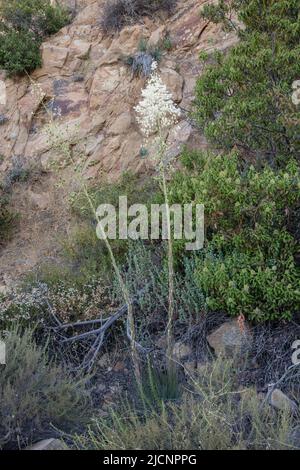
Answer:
[[27, 73, 141, 382], [157, 127, 175, 372], [162, 167, 175, 370]]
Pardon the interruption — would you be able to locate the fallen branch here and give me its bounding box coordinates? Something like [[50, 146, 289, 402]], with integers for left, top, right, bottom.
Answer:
[[50, 286, 149, 370], [60, 304, 128, 344]]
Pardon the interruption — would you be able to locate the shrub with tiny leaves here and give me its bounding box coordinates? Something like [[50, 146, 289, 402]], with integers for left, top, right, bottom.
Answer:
[[195, 0, 300, 163], [0, 325, 91, 449]]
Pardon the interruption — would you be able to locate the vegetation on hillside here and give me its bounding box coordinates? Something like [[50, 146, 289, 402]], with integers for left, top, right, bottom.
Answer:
[[74, 358, 298, 450], [0, 0, 299, 451], [195, 0, 300, 163], [168, 151, 300, 321], [0, 0, 69, 75], [0, 325, 91, 449]]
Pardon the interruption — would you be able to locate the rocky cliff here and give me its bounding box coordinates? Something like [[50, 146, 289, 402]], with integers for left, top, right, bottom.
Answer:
[[0, 0, 236, 284]]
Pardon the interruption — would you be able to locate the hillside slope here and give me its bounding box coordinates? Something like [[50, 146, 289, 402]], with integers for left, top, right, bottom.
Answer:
[[0, 0, 236, 285]]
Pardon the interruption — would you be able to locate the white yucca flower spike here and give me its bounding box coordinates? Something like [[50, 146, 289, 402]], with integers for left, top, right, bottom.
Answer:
[[134, 61, 181, 137]]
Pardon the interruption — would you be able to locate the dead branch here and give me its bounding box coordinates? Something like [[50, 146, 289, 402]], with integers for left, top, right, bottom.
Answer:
[[50, 286, 149, 370]]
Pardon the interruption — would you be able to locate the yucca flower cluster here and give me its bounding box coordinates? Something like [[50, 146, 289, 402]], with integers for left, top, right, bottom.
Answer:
[[134, 62, 181, 137]]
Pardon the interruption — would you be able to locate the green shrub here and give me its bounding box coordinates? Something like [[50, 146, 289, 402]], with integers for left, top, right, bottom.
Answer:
[[0, 0, 69, 75], [170, 151, 299, 256], [0, 0, 69, 38], [168, 151, 300, 321], [111, 243, 206, 345], [0, 325, 91, 449], [0, 28, 41, 75], [73, 358, 298, 450], [194, 0, 300, 163], [194, 250, 299, 322]]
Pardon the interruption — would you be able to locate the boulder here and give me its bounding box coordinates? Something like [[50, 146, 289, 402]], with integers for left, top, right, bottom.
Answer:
[[207, 319, 252, 357], [173, 341, 192, 360], [108, 111, 132, 135], [268, 388, 298, 414], [27, 438, 67, 450], [69, 39, 91, 59], [41, 45, 69, 69], [90, 66, 121, 109], [148, 26, 166, 47], [160, 68, 184, 103]]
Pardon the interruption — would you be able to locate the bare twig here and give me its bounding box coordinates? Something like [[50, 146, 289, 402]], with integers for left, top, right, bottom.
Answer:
[[50, 287, 148, 370]]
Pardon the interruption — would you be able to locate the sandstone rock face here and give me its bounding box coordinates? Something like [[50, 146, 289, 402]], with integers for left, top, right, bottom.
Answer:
[[0, 0, 237, 181], [207, 320, 252, 357], [0, 0, 237, 282], [161, 68, 184, 103]]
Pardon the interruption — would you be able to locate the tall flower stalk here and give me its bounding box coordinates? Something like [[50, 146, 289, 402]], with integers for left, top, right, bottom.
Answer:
[[28, 74, 141, 383], [135, 62, 181, 370]]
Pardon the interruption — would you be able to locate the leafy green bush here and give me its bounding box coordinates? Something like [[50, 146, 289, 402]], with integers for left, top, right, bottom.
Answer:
[[0, 0, 69, 75], [194, 250, 299, 322], [194, 0, 300, 163], [168, 151, 300, 321], [73, 358, 298, 450], [0, 0, 69, 38], [0, 28, 41, 75], [170, 151, 299, 256], [0, 325, 91, 449]]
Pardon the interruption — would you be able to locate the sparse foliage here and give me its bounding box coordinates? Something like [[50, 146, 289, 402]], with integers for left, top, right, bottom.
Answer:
[[101, 0, 177, 33], [0, 325, 91, 449], [73, 358, 299, 450]]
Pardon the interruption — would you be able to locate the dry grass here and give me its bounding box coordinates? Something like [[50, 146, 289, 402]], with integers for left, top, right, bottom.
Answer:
[[0, 325, 92, 449], [73, 357, 299, 450]]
